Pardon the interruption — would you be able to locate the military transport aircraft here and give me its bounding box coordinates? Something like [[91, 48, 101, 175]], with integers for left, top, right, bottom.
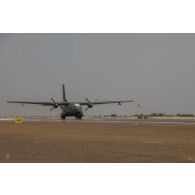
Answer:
[[7, 85, 134, 120]]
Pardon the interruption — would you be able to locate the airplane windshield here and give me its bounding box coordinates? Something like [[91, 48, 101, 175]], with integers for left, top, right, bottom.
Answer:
[[74, 104, 82, 111]]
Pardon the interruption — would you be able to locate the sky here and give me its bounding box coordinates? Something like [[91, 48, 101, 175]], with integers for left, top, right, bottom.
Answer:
[[0, 33, 195, 116]]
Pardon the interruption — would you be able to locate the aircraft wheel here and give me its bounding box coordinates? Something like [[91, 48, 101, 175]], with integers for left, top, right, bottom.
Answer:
[[61, 116, 66, 120], [61, 113, 66, 120], [75, 115, 82, 120]]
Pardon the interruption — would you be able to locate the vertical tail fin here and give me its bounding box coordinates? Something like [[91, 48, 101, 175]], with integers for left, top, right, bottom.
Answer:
[[62, 84, 68, 102]]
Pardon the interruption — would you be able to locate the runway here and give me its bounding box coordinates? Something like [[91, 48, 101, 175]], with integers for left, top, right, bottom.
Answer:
[[80, 119, 195, 125], [1, 117, 195, 125], [71, 119, 195, 125]]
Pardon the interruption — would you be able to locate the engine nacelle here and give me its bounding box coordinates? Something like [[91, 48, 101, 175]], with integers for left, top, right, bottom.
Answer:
[[88, 104, 93, 108], [54, 104, 58, 108]]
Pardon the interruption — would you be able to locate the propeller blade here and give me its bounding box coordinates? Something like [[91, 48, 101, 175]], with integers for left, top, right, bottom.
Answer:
[[49, 107, 54, 111], [85, 97, 90, 103], [50, 98, 56, 104], [50, 98, 58, 109], [85, 107, 89, 111], [85, 97, 93, 108]]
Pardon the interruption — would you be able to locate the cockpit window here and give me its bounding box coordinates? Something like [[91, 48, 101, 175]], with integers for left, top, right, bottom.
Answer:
[[74, 104, 82, 111]]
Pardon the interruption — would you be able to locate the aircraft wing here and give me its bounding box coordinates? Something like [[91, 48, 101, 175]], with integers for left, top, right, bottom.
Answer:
[[7, 101, 69, 106], [76, 100, 134, 106]]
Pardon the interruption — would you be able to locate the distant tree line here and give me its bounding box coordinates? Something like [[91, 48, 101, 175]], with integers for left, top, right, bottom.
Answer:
[[89, 113, 195, 118], [134, 113, 195, 117]]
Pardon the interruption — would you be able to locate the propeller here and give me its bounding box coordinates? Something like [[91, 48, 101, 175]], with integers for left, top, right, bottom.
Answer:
[[85, 107, 89, 111], [49, 98, 59, 111], [85, 97, 94, 111]]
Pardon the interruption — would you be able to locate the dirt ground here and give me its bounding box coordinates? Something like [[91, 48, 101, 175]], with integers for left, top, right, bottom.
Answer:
[[0, 121, 195, 162]]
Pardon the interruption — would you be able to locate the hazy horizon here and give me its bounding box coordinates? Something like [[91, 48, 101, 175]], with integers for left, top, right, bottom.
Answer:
[[0, 34, 195, 116]]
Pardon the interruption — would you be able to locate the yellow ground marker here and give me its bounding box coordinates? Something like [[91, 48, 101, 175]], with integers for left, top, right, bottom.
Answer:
[[15, 116, 23, 124]]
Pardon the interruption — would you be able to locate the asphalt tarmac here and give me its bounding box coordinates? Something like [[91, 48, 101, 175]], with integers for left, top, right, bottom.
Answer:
[[71, 119, 195, 125], [1, 117, 195, 125]]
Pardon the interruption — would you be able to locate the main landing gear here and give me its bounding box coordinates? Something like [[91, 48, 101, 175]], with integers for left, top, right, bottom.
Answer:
[[60, 113, 66, 120], [75, 112, 82, 120], [75, 115, 82, 120], [60, 112, 83, 120]]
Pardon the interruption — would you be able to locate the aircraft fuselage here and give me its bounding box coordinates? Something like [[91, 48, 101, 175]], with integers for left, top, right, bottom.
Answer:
[[60, 103, 83, 119]]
